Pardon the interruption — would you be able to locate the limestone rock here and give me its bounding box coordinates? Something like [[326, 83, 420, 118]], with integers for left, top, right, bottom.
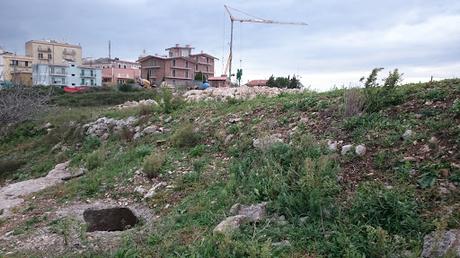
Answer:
[[355, 144, 366, 156], [402, 129, 413, 140], [253, 134, 283, 150], [341, 144, 353, 155], [327, 140, 338, 152], [213, 215, 248, 235], [421, 229, 460, 257]]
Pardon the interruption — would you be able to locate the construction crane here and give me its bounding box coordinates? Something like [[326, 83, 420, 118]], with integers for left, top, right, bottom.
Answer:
[[223, 5, 307, 81]]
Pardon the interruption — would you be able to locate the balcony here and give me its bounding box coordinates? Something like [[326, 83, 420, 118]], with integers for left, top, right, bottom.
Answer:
[[171, 66, 192, 70], [50, 71, 67, 76], [37, 47, 52, 52], [143, 65, 160, 69], [81, 73, 96, 78]]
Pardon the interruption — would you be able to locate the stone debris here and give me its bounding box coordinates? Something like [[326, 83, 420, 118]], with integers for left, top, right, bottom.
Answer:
[[83, 116, 138, 139], [327, 140, 338, 152], [355, 144, 366, 156], [253, 134, 283, 150], [183, 86, 304, 102], [421, 229, 460, 257], [402, 129, 413, 140], [341, 144, 353, 155], [144, 182, 167, 199], [116, 99, 158, 109]]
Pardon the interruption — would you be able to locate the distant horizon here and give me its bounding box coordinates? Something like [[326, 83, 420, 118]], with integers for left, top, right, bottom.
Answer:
[[1, 0, 459, 90]]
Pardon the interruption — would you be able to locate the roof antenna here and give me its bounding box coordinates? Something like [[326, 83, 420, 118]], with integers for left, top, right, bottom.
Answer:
[[108, 40, 111, 59]]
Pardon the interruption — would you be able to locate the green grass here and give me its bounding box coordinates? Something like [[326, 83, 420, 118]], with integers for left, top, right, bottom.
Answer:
[[2, 79, 460, 256]]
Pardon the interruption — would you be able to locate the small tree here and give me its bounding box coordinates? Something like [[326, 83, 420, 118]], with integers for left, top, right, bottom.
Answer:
[[194, 72, 206, 82], [288, 75, 301, 89], [362, 68, 403, 113], [267, 75, 276, 88]]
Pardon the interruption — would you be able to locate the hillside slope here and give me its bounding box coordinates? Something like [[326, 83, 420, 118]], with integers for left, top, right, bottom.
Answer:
[[0, 79, 460, 257]]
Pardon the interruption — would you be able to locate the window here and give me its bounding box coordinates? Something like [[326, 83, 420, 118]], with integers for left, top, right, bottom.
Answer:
[[118, 64, 121, 68], [196, 64, 198, 70], [71, 64, 75, 67], [173, 60, 176, 66], [25, 61, 29, 67], [148, 69, 154, 77], [172, 70, 176, 77], [206, 66, 209, 72], [91, 79, 94, 86], [186, 61, 189, 68], [207, 57, 210, 63], [124, 65, 126, 69], [81, 70, 85, 76], [90, 70, 94, 76], [185, 71, 189, 78], [10, 60, 18, 66], [81, 79, 85, 85], [48, 54, 52, 60], [72, 74, 75, 77], [72, 83, 75, 86], [38, 53, 44, 59]]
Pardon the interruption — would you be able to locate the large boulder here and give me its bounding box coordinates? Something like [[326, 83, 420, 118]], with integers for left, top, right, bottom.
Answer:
[[214, 202, 268, 236]]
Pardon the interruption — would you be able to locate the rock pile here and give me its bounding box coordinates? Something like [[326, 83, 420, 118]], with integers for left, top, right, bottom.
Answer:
[[116, 99, 158, 109], [83, 116, 166, 141], [183, 86, 303, 102], [83, 117, 138, 140]]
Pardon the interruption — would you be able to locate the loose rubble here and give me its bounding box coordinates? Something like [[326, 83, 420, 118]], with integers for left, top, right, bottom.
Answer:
[[355, 144, 366, 156], [341, 144, 353, 155], [183, 86, 303, 102], [422, 229, 460, 257], [116, 99, 158, 109], [253, 134, 283, 150]]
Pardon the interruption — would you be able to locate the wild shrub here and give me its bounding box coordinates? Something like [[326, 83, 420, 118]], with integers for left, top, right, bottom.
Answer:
[[362, 68, 404, 112], [157, 88, 184, 114], [189, 144, 206, 157], [118, 83, 136, 92], [452, 98, 460, 117], [86, 149, 106, 170], [171, 123, 201, 148], [138, 104, 157, 116], [349, 182, 422, 235], [119, 126, 134, 142], [231, 137, 340, 218], [0, 159, 25, 177], [0, 86, 52, 136], [143, 151, 166, 179], [343, 88, 365, 117]]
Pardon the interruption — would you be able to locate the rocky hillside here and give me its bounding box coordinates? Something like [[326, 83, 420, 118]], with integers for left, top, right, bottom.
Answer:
[[0, 79, 459, 257]]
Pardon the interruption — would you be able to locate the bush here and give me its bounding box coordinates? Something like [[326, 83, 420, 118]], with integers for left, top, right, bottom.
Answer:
[[343, 88, 364, 117], [158, 88, 184, 114], [86, 149, 106, 170], [143, 151, 166, 178], [171, 123, 201, 148], [231, 137, 340, 218], [362, 68, 404, 112], [118, 83, 137, 92], [349, 182, 421, 235], [0, 159, 25, 178], [0, 86, 52, 136], [452, 98, 460, 117]]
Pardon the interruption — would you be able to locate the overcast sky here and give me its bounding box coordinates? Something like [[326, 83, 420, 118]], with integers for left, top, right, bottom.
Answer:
[[1, 0, 459, 90]]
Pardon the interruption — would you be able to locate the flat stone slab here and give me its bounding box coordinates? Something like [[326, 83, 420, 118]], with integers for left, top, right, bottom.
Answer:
[[0, 161, 83, 218]]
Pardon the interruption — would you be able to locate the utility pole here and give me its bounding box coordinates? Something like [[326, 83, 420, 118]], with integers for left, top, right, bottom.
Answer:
[[223, 5, 307, 82], [108, 40, 111, 59]]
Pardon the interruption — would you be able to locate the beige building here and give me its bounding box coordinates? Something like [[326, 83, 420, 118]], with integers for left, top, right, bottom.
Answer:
[[25, 40, 82, 65], [1, 53, 33, 86]]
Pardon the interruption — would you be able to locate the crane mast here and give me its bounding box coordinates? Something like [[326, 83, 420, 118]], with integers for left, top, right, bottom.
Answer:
[[223, 5, 307, 82]]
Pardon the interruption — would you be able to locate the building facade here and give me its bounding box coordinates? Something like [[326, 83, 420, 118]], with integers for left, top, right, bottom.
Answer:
[[1, 53, 33, 86], [84, 58, 140, 86], [25, 40, 83, 65], [33, 62, 102, 87], [138, 44, 217, 87]]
